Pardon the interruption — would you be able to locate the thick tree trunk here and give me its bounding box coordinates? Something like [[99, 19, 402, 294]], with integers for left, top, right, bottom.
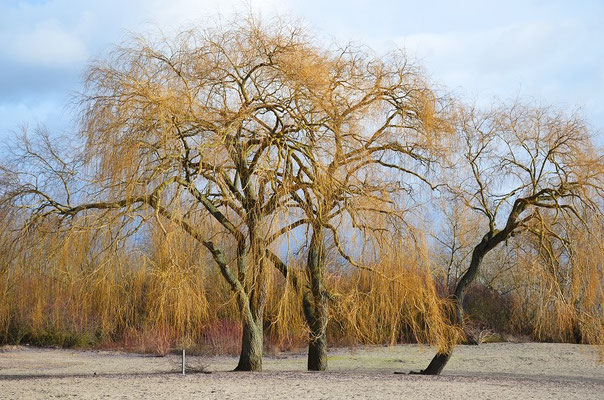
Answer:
[[213, 249, 264, 372], [304, 291, 328, 371], [303, 226, 328, 371], [308, 328, 328, 371], [233, 217, 268, 372], [235, 312, 263, 371]]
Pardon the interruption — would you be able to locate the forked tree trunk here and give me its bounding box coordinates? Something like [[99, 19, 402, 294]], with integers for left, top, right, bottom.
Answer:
[[303, 226, 328, 371], [235, 310, 264, 371]]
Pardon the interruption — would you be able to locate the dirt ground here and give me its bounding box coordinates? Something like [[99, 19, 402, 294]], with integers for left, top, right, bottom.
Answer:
[[1, 342, 603, 399]]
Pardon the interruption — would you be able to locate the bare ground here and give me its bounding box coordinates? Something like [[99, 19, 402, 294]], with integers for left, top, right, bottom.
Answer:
[[1, 343, 602, 399]]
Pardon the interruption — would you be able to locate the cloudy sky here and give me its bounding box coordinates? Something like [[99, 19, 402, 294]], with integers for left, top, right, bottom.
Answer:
[[1, 0, 603, 141]]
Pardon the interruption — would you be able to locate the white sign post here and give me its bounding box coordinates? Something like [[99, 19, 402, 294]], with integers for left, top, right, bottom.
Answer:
[[182, 349, 186, 375]]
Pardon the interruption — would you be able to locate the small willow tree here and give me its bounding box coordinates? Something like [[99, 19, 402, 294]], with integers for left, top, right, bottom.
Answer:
[[273, 46, 451, 370], [1, 16, 453, 371], [419, 103, 604, 375]]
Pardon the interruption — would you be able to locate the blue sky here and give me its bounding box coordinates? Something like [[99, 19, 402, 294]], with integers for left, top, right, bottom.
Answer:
[[1, 0, 603, 140]]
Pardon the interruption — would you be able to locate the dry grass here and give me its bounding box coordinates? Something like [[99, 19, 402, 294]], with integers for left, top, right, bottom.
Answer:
[[0, 217, 459, 355], [508, 215, 604, 358], [0, 212, 601, 357]]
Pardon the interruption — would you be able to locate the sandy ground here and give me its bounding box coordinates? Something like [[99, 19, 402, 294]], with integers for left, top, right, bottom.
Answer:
[[1, 343, 603, 399]]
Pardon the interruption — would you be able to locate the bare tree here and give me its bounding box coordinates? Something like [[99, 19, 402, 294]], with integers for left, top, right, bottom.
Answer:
[[432, 199, 481, 295], [419, 102, 604, 375]]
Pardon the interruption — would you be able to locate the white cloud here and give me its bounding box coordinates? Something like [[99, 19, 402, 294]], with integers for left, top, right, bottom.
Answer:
[[7, 19, 88, 68], [400, 21, 566, 76], [396, 20, 598, 105], [0, 0, 296, 136], [0, 0, 290, 68]]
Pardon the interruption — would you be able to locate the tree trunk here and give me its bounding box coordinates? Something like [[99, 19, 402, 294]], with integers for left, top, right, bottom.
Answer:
[[303, 226, 328, 371], [235, 312, 263, 371], [304, 291, 328, 371], [420, 236, 491, 375], [234, 219, 267, 372], [308, 327, 328, 371], [418, 197, 530, 375], [420, 352, 452, 375]]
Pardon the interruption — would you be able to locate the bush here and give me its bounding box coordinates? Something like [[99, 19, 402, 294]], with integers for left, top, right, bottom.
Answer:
[[463, 284, 514, 334]]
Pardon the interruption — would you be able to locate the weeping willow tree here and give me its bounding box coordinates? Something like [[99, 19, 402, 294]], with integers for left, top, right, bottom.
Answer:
[[1, 16, 456, 371], [263, 43, 453, 370], [510, 207, 604, 350], [419, 102, 604, 375]]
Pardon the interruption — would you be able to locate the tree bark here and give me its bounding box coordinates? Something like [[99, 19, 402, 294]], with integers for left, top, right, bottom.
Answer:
[[303, 226, 328, 371], [420, 352, 452, 375], [235, 312, 263, 371], [307, 327, 328, 371], [234, 227, 267, 372], [303, 291, 328, 371]]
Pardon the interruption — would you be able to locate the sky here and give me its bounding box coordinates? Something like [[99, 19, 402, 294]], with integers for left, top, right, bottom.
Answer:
[[1, 0, 603, 142]]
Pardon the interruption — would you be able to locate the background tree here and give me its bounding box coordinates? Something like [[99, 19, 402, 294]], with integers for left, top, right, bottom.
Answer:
[[508, 205, 604, 348], [432, 200, 481, 295], [420, 102, 604, 375]]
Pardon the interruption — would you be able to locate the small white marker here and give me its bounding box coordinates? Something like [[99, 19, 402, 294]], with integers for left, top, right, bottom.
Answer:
[[182, 349, 186, 375]]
